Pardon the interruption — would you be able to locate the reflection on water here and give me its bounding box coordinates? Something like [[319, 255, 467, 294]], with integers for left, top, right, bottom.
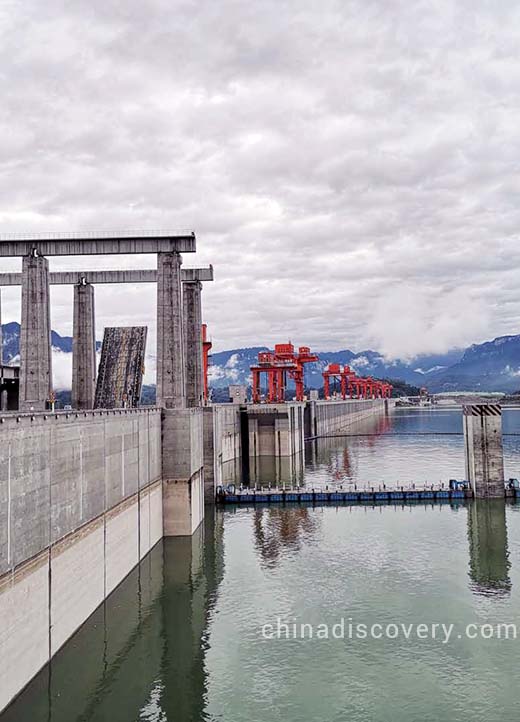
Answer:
[[248, 453, 305, 487], [252, 507, 319, 568], [140, 511, 225, 722], [1, 512, 224, 722], [467, 500, 511, 597]]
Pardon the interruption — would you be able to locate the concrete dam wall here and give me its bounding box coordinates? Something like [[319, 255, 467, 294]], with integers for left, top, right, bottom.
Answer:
[[0, 397, 388, 713], [201, 399, 389, 493], [203, 405, 242, 501], [0, 408, 163, 712], [306, 398, 387, 437]]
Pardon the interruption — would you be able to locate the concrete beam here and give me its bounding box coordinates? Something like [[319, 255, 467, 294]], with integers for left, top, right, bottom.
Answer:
[[0, 231, 195, 256], [181, 267, 214, 283], [19, 255, 53, 411], [72, 283, 96, 410], [0, 267, 214, 285]]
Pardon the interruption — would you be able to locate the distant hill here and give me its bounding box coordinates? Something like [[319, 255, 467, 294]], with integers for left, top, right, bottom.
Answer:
[[4, 322, 520, 393], [1, 322, 97, 364], [426, 335, 520, 393]]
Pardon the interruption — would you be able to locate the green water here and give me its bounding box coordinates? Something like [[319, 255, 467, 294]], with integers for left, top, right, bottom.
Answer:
[[4, 410, 520, 721]]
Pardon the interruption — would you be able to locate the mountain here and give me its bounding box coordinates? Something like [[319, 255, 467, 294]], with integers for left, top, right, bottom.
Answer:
[[1, 322, 97, 364], [426, 335, 520, 393], [3, 321, 520, 393]]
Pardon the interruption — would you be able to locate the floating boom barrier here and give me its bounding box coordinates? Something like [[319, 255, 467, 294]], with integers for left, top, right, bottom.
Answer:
[[217, 480, 520, 505]]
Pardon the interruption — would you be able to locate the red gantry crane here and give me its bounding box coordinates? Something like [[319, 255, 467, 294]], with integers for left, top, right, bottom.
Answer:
[[251, 346, 392, 403], [251, 343, 319, 403], [202, 324, 212, 403], [322, 364, 392, 400]]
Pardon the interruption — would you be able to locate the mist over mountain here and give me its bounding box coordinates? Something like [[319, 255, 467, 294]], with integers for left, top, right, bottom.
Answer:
[[5, 322, 520, 393], [206, 345, 464, 389], [1, 322, 78, 361]]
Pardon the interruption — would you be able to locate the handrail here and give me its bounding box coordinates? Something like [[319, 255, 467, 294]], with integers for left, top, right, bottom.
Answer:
[[0, 229, 194, 240]]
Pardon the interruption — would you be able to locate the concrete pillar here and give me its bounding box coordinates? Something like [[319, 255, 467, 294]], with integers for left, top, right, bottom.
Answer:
[[72, 281, 96, 410], [463, 404, 504, 498], [157, 252, 185, 409], [183, 280, 203, 408], [19, 254, 53, 411], [0, 288, 3, 366], [1, 389, 7, 411], [162, 408, 204, 536]]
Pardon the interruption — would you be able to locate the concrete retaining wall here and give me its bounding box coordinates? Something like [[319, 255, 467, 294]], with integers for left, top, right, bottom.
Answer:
[[248, 402, 305, 458], [0, 408, 163, 713], [203, 405, 241, 501], [307, 399, 387, 437], [2, 541, 166, 722], [201, 400, 388, 497]]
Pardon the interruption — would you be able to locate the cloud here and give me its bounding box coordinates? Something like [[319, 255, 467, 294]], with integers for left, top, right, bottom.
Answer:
[[51, 348, 73, 390], [366, 283, 491, 360], [51, 345, 154, 389], [1, 0, 520, 357]]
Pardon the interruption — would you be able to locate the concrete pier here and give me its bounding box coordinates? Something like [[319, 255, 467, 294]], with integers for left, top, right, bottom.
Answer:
[[157, 252, 185, 409], [247, 403, 306, 459], [19, 254, 53, 411], [72, 281, 96, 410], [463, 404, 505, 498], [162, 408, 204, 536], [0, 288, 2, 364], [183, 280, 203, 407]]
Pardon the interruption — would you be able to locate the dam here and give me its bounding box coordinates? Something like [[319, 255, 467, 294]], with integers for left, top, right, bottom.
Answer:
[[2, 408, 520, 722], [0, 232, 388, 713]]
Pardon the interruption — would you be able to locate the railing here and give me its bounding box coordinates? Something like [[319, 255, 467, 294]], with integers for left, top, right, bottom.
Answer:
[[0, 229, 194, 240], [0, 407, 162, 425]]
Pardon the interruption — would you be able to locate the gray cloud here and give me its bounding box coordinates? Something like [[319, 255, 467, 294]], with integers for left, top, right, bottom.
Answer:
[[1, 0, 520, 364]]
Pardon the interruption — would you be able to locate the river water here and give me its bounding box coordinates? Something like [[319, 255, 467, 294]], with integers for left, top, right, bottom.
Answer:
[[4, 408, 520, 722]]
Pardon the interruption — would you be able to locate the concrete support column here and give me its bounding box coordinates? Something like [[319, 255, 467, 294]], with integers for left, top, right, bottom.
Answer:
[[463, 404, 505, 498], [72, 281, 96, 410], [157, 252, 185, 409], [183, 280, 203, 408], [0, 288, 3, 366], [19, 254, 53, 411]]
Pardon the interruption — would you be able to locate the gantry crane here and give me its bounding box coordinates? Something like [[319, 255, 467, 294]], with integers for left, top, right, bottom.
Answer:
[[251, 343, 319, 403]]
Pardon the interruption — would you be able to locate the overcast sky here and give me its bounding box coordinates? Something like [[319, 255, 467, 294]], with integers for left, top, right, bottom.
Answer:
[[1, 0, 520, 371]]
